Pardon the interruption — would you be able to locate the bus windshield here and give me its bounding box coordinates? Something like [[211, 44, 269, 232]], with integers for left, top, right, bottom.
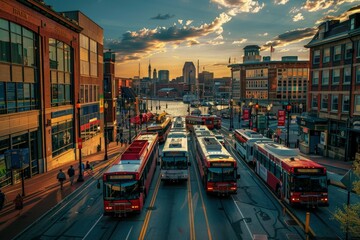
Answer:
[[207, 167, 236, 182], [103, 181, 140, 200], [161, 157, 188, 169], [292, 175, 328, 192]]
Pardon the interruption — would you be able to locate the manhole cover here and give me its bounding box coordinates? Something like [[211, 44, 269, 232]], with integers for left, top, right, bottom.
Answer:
[[285, 219, 297, 226]]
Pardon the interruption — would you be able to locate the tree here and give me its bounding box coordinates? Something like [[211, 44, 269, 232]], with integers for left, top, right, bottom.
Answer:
[[333, 160, 360, 238]]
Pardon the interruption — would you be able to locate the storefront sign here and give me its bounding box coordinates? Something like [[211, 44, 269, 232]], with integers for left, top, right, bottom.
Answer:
[[243, 108, 250, 120], [278, 110, 285, 126]]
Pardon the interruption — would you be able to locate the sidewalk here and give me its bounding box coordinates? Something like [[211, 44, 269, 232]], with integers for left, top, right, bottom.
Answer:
[[0, 141, 126, 240]]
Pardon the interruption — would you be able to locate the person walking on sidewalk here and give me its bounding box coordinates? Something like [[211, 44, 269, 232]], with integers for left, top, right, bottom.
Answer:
[[0, 189, 6, 211], [13, 193, 23, 210], [57, 169, 66, 190], [67, 165, 75, 186]]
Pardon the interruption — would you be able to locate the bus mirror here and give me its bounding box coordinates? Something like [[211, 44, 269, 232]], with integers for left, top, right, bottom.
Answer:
[[237, 174, 240, 179]]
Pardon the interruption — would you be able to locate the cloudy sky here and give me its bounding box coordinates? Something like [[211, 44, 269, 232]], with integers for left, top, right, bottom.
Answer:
[[45, 0, 360, 80]]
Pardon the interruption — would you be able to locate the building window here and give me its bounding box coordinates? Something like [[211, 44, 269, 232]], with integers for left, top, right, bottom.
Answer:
[[312, 70, 319, 85], [357, 40, 360, 58], [323, 48, 330, 63], [90, 39, 97, 77], [312, 94, 318, 109], [332, 69, 340, 85], [356, 66, 360, 83], [80, 34, 89, 76], [331, 95, 338, 112], [344, 67, 351, 85], [355, 95, 360, 113], [313, 50, 320, 64], [343, 95, 349, 112], [321, 94, 328, 110], [52, 120, 73, 157], [333, 45, 341, 61], [345, 42, 352, 59], [49, 38, 72, 106], [322, 70, 329, 85]]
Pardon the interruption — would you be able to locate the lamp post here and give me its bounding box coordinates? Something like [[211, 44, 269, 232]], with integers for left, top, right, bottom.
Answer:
[[229, 99, 234, 131], [299, 103, 303, 114], [255, 102, 259, 132], [286, 101, 292, 147], [266, 103, 272, 137], [128, 99, 132, 144], [76, 100, 84, 182], [248, 100, 253, 129], [104, 101, 108, 161]]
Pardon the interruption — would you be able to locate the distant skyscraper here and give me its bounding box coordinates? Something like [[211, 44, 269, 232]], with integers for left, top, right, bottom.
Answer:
[[153, 69, 157, 81], [158, 70, 169, 83], [182, 62, 196, 85], [148, 62, 151, 79]]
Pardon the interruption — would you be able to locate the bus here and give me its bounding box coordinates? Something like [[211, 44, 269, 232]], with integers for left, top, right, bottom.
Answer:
[[253, 142, 329, 207], [213, 115, 221, 129], [146, 114, 172, 143], [171, 116, 186, 133], [194, 132, 240, 195], [234, 129, 272, 164], [102, 132, 159, 216], [185, 114, 220, 131], [160, 134, 190, 181]]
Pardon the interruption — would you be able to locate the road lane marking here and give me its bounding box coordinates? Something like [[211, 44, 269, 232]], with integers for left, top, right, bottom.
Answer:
[[188, 169, 196, 240], [190, 149, 212, 240], [83, 214, 103, 239], [138, 174, 161, 240], [231, 195, 253, 239]]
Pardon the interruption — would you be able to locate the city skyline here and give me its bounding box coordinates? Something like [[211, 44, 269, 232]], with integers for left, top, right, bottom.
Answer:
[[45, 0, 360, 79]]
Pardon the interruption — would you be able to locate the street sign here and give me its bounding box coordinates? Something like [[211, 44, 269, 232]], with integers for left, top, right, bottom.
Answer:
[[340, 169, 359, 191], [78, 138, 82, 149]]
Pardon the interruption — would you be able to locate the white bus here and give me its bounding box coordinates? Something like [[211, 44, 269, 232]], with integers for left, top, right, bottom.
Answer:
[[234, 129, 272, 164], [171, 116, 186, 133], [160, 134, 189, 181]]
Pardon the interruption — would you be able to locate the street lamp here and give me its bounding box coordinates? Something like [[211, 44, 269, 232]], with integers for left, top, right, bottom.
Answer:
[[229, 99, 234, 131], [76, 99, 84, 182], [128, 99, 132, 144], [255, 102, 259, 132], [286, 102, 292, 147], [299, 103, 303, 114], [104, 101, 108, 161], [248, 100, 253, 129], [266, 104, 272, 137]]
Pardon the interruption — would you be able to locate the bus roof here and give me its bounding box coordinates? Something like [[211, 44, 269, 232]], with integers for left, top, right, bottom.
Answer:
[[197, 136, 231, 160], [107, 132, 158, 174], [147, 116, 171, 130], [255, 142, 325, 169], [162, 136, 188, 153], [235, 129, 265, 139]]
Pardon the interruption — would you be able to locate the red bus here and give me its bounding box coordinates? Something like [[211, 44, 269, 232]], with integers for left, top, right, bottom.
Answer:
[[194, 129, 240, 195], [234, 129, 272, 164], [102, 132, 159, 216], [146, 113, 172, 143], [186, 114, 221, 131], [253, 142, 329, 207]]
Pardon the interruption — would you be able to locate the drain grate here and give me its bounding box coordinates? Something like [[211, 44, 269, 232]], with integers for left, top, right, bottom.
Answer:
[[285, 219, 297, 226], [286, 233, 301, 240]]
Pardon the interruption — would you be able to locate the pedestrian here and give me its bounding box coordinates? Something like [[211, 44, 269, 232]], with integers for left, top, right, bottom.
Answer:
[[116, 137, 119, 146], [57, 169, 66, 189], [0, 189, 5, 211], [67, 165, 75, 186], [86, 161, 93, 175], [120, 138, 124, 147], [14, 193, 23, 210]]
